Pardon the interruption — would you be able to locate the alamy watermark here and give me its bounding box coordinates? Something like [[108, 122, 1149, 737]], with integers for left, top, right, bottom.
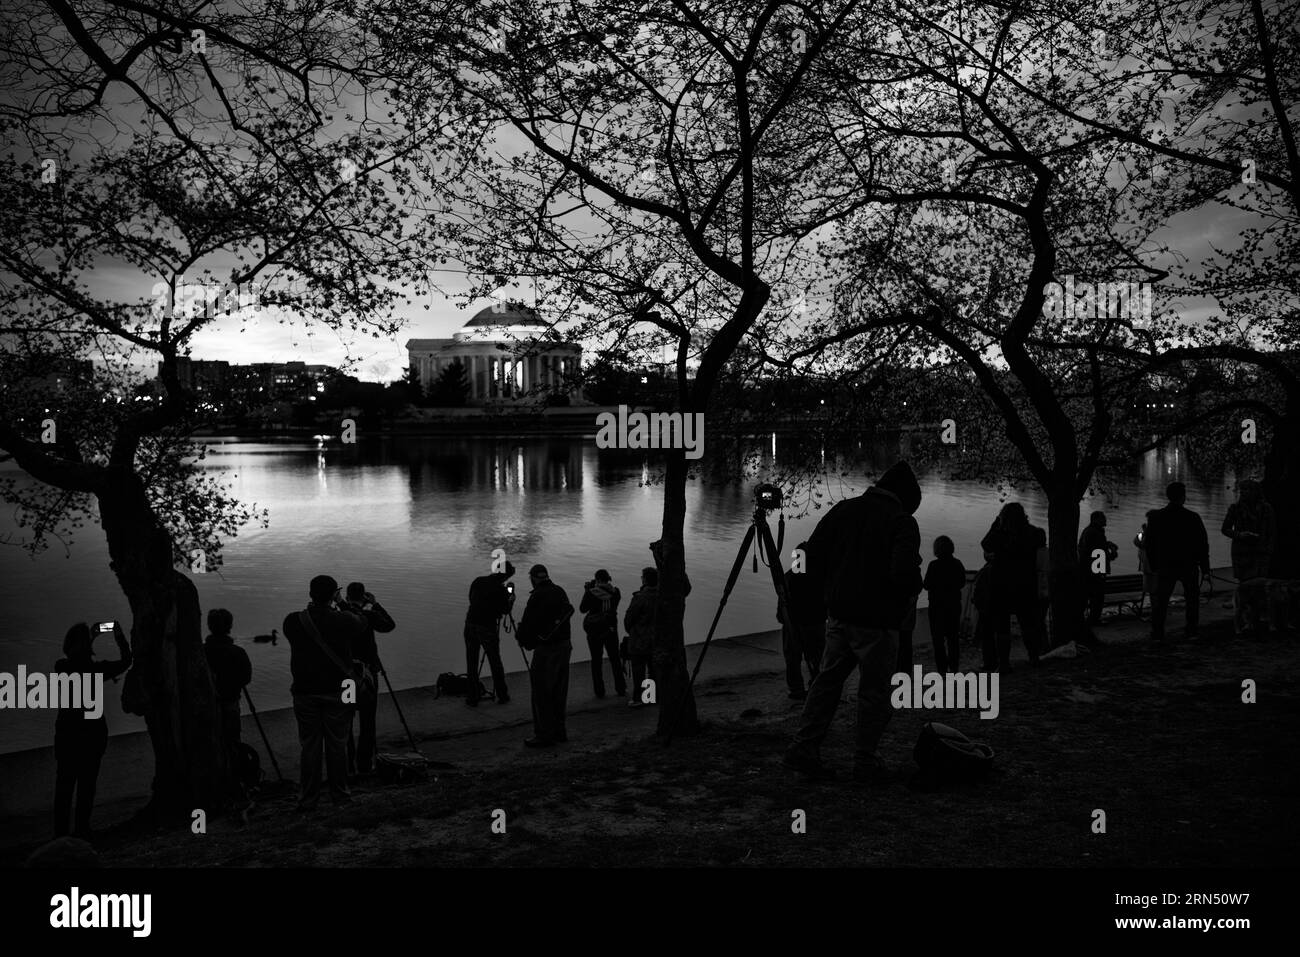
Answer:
[[0, 667, 103, 718], [891, 666, 999, 720], [1041, 276, 1152, 324], [50, 887, 151, 937], [594, 404, 705, 460]]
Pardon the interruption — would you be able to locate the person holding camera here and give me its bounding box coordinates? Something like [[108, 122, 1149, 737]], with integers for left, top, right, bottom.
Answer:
[[517, 564, 574, 747], [339, 582, 395, 776], [52, 621, 132, 839], [465, 562, 516, 706], [282, 575, 367, 810], [580, 569, 625, 699]]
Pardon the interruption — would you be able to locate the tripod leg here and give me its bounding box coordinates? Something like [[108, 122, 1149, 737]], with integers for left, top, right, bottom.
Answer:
[[377, 655, 421, 755], [757, 517, 801, 666], [665, 521, 758, 745]]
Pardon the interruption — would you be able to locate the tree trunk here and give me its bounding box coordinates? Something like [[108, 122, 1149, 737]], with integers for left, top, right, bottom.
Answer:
[[654, 448, 700, 739], [1263, 387, 1300, 579], [1045, 483, 1085, 648], [98, 470, 226, 823]]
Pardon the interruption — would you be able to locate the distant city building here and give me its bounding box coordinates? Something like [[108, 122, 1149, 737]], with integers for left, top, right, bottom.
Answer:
[[160, 358, 345, 407], [406, 303, 583, 405]]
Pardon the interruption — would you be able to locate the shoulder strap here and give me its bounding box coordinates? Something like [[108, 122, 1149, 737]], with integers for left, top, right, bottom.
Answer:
[[298, 609, 353, 679]]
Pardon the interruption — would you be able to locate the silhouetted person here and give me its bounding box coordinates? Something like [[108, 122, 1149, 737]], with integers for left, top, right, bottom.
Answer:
[[465, 563, 515, 706], [779, 541, 826, 700], [980, 502, 1046, 669], [53, 621, 131, 839], [784, 461, 923, 783], [624, 567, 659, 707], [1146, 482, 1210, 643], [923, 536, 966, 673], [1078, 510, 1118, 627], [283, 575, 366, 810], [340, 582, 395, 775], [203, 608, 252, 803], [1134, 511, 1156, 602], [580, 569, 625, 699], [517, 564, 574, 747], [1222, 480, 1276, 636]]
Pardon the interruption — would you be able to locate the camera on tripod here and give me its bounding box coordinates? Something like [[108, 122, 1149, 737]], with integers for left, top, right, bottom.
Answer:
[[754, 483, 783, 511]]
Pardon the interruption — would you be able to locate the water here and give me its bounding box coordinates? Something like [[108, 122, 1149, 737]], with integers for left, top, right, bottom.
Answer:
[[0, 435, 1234, 754]]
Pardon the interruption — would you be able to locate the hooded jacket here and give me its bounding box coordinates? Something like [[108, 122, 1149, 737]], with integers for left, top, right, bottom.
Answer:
[[623, 585, 658, 655], [805, 461, 923, 628], [580, 581, 622, 636]]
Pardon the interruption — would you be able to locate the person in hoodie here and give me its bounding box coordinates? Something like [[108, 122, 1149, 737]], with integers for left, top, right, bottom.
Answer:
[[580, 569, 625, 699], [783, 461, 923, 784], [623, 566, 660, 707], [979, 502, 1046, 669]]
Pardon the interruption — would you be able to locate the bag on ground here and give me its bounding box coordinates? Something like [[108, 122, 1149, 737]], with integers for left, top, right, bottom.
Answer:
[[374, 752, 429, 786], [434, 672, 490, 698]]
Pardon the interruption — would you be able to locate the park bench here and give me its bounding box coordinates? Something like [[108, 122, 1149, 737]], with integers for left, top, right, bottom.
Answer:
[[1101, 573, 1148, 618]]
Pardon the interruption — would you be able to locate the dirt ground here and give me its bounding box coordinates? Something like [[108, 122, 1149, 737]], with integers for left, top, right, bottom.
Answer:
[[47, 617, 1297, 868]]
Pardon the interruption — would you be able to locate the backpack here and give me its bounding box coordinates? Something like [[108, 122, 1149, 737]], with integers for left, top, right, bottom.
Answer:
[[374, 752, 429, 787], [235, 742, 263, 790], [434, 672, 490, 699], [912, 722, 994, 789]]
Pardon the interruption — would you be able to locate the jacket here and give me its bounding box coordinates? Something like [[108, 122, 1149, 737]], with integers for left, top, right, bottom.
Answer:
[[1077, 524, 1117, 575], [579, 582, 621, 636], [980, 521, 1046, 605], [782, 566, 826, 628], [282, 603, 366, 696], [805, 482, 923, 629], [923, 556, 967, 607], [1221, 502, 1276, 565], [623, 585, 657, 656], [1146, 504, 1210, 572], [203, 634, 252, 704], [341, 600, 395, 672], [466, 573, 513, 626], [517, 580, 573, 649]]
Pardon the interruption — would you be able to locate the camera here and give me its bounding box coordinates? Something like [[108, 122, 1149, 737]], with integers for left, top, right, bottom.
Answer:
[[754, 483, 783, 511]]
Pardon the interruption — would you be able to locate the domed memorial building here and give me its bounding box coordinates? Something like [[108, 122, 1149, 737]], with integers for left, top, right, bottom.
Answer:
[[406, 303, 583, 406]]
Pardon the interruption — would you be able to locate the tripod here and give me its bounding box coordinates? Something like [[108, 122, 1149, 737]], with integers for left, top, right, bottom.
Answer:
[[664, 503, 801, 744]]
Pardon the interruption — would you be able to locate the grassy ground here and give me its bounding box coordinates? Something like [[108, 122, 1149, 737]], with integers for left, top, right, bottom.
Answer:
[[57, 618, 1297, 868]]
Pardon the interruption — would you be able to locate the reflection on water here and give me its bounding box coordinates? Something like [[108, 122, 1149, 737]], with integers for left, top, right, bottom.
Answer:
[[0, 435, 1233, 753]]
